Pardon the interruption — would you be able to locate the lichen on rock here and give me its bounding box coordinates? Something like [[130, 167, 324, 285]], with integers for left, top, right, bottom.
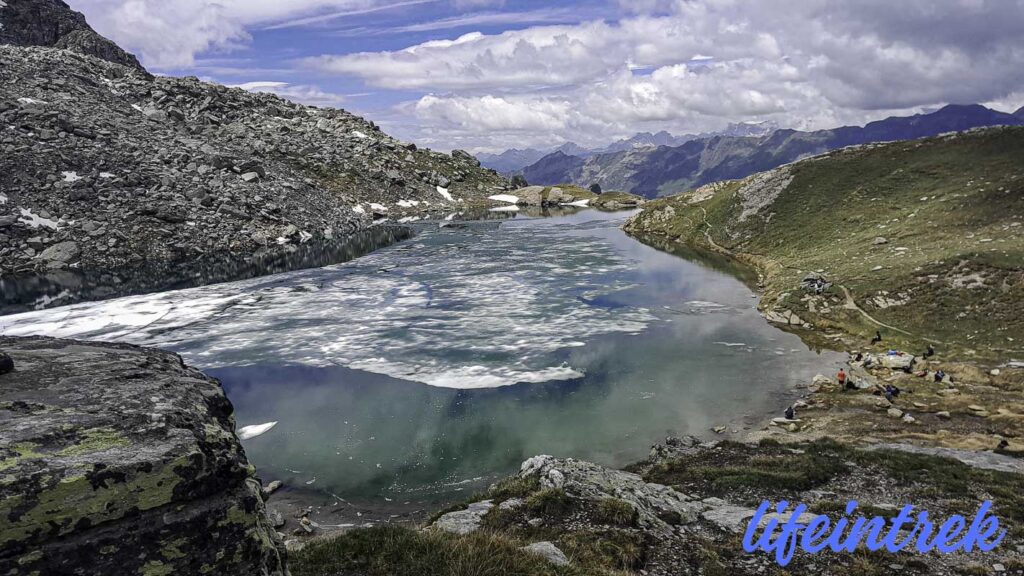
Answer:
[[0, 336, 287, 576]]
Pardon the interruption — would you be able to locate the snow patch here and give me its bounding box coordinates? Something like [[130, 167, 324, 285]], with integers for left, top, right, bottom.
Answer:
[[352, 130, 368, 139], [17, 97, 47, 105], [352, 205, 366, 214], [437, 186, 454, 201], [369, 203, 387, 212], [0, 193, 7, 205], [397, 199, 420, 208], [18, 208, 59, 230], [62, 171, 82, 183], [488, 194, 519, 204], [238, 421, 278, 440], [99, 172, 115, 179]]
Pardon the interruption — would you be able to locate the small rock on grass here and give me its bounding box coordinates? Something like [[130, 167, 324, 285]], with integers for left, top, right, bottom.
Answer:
[[522, 541, 570, 566]]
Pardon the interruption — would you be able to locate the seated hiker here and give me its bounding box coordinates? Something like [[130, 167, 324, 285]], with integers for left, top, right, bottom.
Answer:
[[784, 405, 796, 420], [923, 344, 935, 358], [871, 330, 883, 344], [884, 384, 901, 402], [934, 370, 946, 383]]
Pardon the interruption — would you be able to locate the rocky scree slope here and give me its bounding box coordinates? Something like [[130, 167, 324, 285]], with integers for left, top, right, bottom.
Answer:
[[0, 0, 144, 71], [0, 336, 286, 576], [525, 104, 1024, 198], [0, 43, 509, 277]]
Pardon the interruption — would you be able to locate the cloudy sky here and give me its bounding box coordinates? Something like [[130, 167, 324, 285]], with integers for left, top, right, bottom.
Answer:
[[70, 0, 1024, 152]]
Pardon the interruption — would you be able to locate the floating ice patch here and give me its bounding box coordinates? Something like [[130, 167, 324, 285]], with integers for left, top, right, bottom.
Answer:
[[62, 171, 82, 183], [489, 205, 519, 212], [563, 199, 590, 207], [238, 421, 278, 440], [488, 194, 519, 204], [352, 130, 368, 139], [18, 208, 59, 230], [437, 187, 454, 202], [2, 218, 655, 389]]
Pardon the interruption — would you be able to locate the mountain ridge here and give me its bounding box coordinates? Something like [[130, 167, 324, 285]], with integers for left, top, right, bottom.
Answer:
[[0, 0, 509, 284], [0, 0, 145, 71], [523, 104, 1024, 197], [478, 122, 776, 174]]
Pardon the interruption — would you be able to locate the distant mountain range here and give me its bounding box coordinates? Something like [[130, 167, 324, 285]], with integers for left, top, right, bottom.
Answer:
[[518, 104, 1024, 198], [477, 122, 776, 173]]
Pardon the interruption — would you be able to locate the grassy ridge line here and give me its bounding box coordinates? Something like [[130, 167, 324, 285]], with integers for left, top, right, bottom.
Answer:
[[624, 126, 1024, 361]]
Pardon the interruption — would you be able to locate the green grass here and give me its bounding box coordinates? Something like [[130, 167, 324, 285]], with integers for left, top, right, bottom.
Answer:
[[644, 439, 849, 500], [526, 488, 574, 517], [289, 526, 614, 576], [625, 127, 1024, 359], [593, 499, 638, 527], [643, 438, 1024, 539], [555, 530, 645, 571]]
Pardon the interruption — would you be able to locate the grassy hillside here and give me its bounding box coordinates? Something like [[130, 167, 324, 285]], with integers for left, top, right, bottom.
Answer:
[[624, 127, 1024, 359]]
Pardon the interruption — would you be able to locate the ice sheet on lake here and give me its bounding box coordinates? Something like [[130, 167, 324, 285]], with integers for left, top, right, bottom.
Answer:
[[1, 218, 656, 389]]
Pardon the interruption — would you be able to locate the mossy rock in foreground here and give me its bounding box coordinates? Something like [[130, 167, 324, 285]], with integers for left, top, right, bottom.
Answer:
[[0, 336, 286, 576]]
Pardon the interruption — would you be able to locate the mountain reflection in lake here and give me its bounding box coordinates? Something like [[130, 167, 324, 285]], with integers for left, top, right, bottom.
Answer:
[[0, 209, 844, 506]]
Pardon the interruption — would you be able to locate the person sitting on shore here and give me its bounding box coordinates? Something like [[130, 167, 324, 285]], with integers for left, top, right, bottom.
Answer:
[[871, 330, 882, 344], [884, 384, 901, 402], [934, 370, 947, 383], [923, 344, 935, 358], [784, 405, 796, 420]]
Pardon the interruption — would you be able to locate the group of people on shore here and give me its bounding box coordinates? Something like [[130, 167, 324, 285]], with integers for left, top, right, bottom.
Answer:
[[782, 331, 942, 422]]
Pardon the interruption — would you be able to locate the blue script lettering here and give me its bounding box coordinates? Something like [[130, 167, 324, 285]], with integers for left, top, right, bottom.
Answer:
[[743, 500, 1005, 566]]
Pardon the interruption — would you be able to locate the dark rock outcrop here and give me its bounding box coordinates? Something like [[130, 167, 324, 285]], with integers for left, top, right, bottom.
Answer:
[[0, 336, 287, 575], [520, 151, 586, 187], [0, 0, 145, 71]]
